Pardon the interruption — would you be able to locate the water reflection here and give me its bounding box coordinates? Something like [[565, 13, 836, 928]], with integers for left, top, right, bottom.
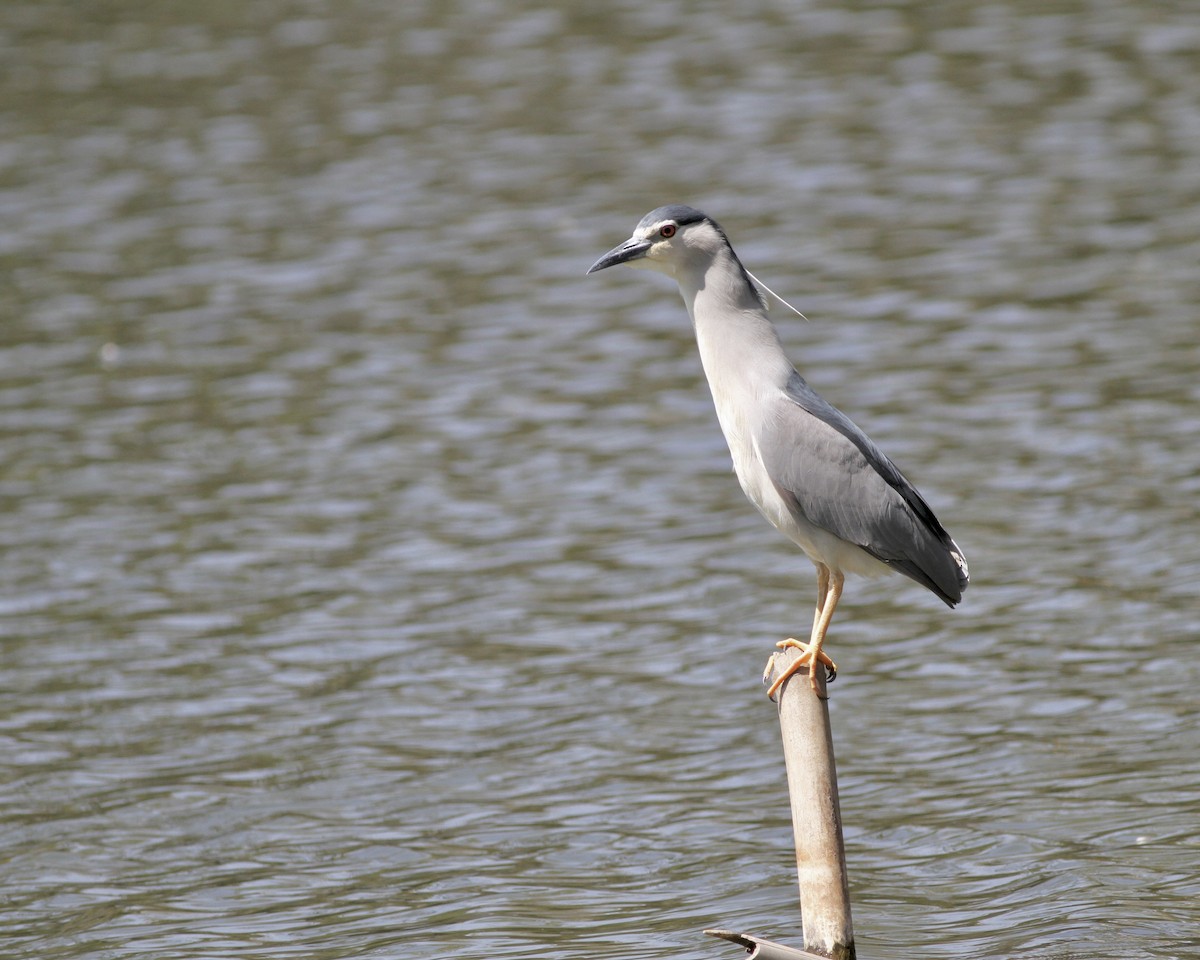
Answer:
[[2, 1, 1198, 959]]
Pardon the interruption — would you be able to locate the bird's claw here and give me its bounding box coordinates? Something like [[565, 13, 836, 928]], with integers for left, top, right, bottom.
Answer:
[[764, 638, 837, 701]]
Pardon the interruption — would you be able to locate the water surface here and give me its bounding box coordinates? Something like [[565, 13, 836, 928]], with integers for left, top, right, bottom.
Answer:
[[2, 1, 1198, 958]]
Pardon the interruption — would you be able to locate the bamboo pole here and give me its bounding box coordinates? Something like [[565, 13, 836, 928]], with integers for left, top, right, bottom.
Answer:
[[769, 647, 855, 960], [705, 649, 855, 960]]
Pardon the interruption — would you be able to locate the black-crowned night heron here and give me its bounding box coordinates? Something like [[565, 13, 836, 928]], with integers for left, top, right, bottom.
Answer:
[[587, 205, 968, 697]]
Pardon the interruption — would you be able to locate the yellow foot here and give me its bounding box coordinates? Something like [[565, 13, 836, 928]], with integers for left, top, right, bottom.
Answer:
[[764, 638, 838, 700]]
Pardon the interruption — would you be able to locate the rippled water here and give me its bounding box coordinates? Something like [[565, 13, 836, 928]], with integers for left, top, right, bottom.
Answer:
[[3, 2, 1198, 958]]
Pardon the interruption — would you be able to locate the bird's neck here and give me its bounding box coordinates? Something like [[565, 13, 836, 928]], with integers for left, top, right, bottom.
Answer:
[[678, 250, 793, 391], [674, 250, 794, 478]]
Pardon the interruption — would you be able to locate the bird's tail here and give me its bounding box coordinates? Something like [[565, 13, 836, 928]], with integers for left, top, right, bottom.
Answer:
[[949, 539, 970, 596]]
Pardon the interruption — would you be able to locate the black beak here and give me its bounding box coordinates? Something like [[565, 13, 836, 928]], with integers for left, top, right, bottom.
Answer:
[[586, 237, 652, 274]]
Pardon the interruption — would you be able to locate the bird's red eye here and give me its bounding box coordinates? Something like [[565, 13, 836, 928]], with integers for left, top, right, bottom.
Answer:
[[660, 223, 676, 238]]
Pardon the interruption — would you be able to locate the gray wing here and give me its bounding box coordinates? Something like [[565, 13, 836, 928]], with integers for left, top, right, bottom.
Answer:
[[759, 372, 968, 606]]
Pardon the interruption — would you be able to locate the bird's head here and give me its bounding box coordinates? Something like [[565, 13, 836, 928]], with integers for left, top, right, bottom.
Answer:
[[586, 204, 729, 280]]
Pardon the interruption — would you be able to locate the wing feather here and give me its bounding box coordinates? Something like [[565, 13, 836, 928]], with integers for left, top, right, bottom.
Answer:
[[759, 372, 968, 605]]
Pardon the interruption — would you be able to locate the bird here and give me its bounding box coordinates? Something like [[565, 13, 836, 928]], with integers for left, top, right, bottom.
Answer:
[[587, 204, 968, 697]]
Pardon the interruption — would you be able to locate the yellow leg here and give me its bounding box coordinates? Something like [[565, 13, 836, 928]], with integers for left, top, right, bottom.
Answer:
[[812, 564, 830, 636], [805, 568, 843, 692], [766, 566, 844, 699]]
